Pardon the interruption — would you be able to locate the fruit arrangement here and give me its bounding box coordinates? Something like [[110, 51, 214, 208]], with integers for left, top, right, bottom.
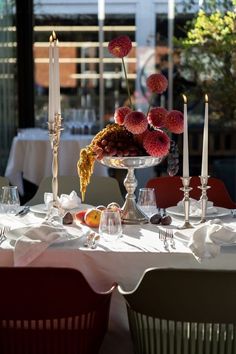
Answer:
[[75, 203, 121, 228], [77, 35, 184, 200]]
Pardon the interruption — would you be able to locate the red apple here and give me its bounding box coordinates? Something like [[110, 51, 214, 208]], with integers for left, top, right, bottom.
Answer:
[[75, 209, 87, 224]]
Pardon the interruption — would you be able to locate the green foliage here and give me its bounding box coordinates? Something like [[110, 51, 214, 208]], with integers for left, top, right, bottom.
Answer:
[[177, 8, 236, 122]]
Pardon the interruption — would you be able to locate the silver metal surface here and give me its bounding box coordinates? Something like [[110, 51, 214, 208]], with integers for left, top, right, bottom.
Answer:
[[100, 156, 163, 224], [198, 175, 211, 223], [179, 176, 194, 229]]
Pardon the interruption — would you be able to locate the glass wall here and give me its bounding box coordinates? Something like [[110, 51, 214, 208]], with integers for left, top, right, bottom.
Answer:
[[33, 3, 135, 129], [0, 0, 17, 174]]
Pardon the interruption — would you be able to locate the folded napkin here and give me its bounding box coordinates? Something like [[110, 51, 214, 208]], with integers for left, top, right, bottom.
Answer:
[[44, 191, 81, 210], [188, 219, 236, 261], [14, 223, 68, 267], [177, 198, 218, 217]]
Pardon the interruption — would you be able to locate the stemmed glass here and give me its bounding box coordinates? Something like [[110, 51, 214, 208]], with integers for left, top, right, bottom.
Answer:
[[84, 109, 96, 135], [1, 186, 20, 214], [99, 210, 122, 242], [76, 109, 86, 134], [137, 188, 157, 218]]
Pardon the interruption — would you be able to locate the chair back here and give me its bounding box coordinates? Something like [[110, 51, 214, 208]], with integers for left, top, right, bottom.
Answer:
[[118, 268, 236, 354], [146, 176, 236, 209], [0, 267, 116, 354], [0, 176, 9, 188], [27, 175, 124, 207]]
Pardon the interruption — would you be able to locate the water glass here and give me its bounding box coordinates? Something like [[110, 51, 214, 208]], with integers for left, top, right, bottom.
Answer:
[[99, 210, 122, 242], [1, 186, 20, 214], [84, 109, 96, 135], [137, 188, 157, 218]]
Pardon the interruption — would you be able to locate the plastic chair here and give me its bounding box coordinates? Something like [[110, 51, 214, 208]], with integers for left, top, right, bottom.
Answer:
[[0, 267, 116, 354], [118, 268, 236, 354], [146, 176, 236, 209], [26, 175, 124, 207], [0, 176, 9, 188]]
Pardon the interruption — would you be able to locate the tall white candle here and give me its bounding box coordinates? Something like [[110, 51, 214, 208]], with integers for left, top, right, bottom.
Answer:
[[201, 94, 209, 177], [53, 38, 61, 115], [183, 94, 189, 178], [48, 35, 54, 123]]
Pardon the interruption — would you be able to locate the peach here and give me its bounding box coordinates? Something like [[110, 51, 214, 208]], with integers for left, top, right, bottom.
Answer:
[[84, 208, 102, 228]]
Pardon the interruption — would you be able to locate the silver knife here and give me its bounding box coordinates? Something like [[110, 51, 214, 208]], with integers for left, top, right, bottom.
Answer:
[[15, 206, 30, 217]]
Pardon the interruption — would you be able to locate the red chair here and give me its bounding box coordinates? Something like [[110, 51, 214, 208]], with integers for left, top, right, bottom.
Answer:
[[146, 176, 236, 209], [0, 267, 116, 354]]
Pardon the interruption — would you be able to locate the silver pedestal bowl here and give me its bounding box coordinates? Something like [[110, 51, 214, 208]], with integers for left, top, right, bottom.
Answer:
[[100, 156, 163, 224]]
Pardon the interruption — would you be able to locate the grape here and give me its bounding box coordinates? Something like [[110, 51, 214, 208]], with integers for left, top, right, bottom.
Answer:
[[167, 140, 179, 176]]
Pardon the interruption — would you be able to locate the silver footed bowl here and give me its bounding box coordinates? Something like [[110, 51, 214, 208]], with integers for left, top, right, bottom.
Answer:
[[100, 156, 163, 169], [100, 156, 164, 224]]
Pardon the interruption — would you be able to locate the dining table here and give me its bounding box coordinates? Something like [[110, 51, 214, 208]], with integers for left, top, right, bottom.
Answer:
[[0, 205, 236, 354], [4, 128, 108, 196]]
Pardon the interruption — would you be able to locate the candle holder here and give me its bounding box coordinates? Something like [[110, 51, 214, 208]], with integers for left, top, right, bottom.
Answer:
[[46, 113, 64, 225], [179, 177, 194, 229], [198, 175, 211, 223]]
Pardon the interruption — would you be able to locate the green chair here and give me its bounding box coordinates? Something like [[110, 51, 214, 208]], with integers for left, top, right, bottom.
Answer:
[[118, 268, 236, 354], [26, 175, 124, 207], [0, 176, 9, 188]]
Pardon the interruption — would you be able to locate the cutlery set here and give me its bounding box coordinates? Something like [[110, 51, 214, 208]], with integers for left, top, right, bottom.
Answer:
[[159, 229, 175, 250], [15, 206, 30, 217]]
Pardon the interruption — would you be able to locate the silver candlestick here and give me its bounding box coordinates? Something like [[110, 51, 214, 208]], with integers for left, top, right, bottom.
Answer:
[[179, 177, 194, 229], [46, 113, 64, 224], [198, 175, 211, 223]]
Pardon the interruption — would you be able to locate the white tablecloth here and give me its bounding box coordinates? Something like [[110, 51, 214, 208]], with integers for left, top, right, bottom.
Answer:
[[1, 210, 236, 353], [5, 130, 108, 195]]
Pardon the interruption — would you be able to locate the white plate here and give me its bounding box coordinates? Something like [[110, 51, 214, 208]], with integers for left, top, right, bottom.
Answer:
[[30, 203, 93, 214], [166, 206, 231, 219], [5, 225, 87, 244]]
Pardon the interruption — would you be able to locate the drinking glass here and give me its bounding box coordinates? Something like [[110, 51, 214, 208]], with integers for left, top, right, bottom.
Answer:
[[137, 188, 157, 218], [84, 109, 96, 135], [1, 186, 20, 214], [99, 210, 122, 242]]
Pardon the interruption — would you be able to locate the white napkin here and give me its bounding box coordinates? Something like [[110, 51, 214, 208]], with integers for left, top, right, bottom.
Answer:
[[14, 223, 68, 267], [188, 219, 236, 261], [44, 191, 81, 210], [177, 198, 218, 217]]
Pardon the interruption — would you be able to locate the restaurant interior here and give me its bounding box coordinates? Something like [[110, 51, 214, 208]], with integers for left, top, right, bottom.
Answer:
[[1, 1, 236, 353]]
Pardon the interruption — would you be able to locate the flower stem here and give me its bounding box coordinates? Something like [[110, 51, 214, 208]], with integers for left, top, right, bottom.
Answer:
[[146, 93, 155, 116], [122, 57, 133, 109]]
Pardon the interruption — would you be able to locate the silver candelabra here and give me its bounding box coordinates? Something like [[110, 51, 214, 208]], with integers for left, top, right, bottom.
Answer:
[[46, 113, 64, 224], [179, 177, 194, 229], [198, 175, 211, 223]]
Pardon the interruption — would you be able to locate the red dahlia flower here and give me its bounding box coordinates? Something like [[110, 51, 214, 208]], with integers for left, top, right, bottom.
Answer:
[[143, 130, 170, 157], [108, 35, 132, 58], [147, 107, 168, 129], [146, 73, 168, 94], [165, 110, 184, 134]]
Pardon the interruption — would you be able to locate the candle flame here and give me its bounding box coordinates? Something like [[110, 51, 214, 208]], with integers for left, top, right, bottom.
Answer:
[[49, 35, 53, 43], [182, 94, 187, 104], [52, 31, 57, 41], [205, 94, 208, 103]]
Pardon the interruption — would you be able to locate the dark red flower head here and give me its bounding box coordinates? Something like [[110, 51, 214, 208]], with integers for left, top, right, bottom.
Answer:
[[146, 73, 168, 94], [165, 110, 184, 134], [108, 35, 132, 58]]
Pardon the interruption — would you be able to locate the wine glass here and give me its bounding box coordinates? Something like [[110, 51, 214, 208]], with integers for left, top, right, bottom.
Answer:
[[84, 109, 96, 135], [1, 186, 20, 214], [99, 210, 122, 242], [137, 188, 157, 218]]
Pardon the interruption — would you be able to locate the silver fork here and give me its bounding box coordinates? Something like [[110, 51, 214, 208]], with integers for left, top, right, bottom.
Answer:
[[166, 229, 175, 249], [158, 229, 169, 250]]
